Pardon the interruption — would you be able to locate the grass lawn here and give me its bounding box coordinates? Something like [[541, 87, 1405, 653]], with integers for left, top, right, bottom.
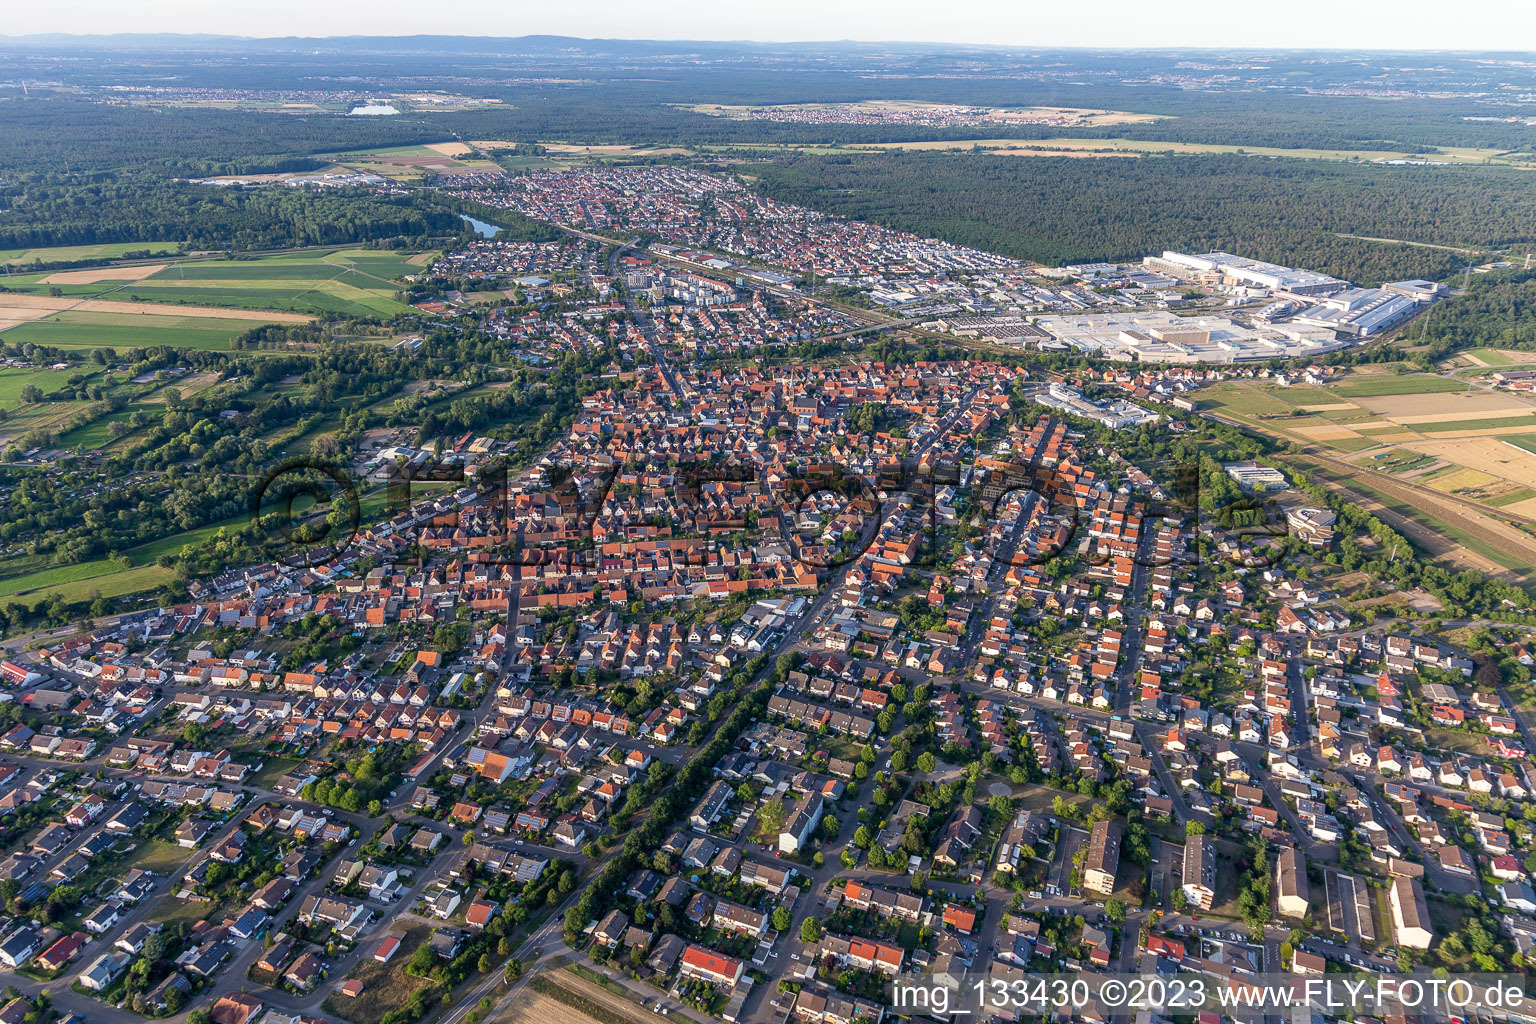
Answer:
[[0, 553, 173, 597], [3, 248, 422, 319], [250, 756, 302, 791], [1422, 727, 1495, 757], [150, 894, 219, 929], [1489, 488, 1536, 507], [121, 838, 196, 874]]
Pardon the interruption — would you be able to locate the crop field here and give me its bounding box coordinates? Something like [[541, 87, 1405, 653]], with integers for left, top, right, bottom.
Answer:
[[1453, 348, 1536, 368], [1208, 373, 1536, 573], [41, 264, 170, 284], [109, 249, 420, 317], [0, 241, 183, 265], [0, 248, 421, 320], [1, 247, 420, 322], [1329, 375, 1470, 398], [0, 563, 176, 609], [2, 310, 268, 352]]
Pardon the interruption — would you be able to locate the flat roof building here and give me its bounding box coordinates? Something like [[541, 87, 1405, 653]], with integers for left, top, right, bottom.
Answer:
[[1031, 311, 1343, 364]]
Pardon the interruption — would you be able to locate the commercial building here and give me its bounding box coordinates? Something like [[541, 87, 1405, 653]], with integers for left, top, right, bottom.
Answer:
[[1030, 383, 1161, 430], [1224, 462, 1287, 493], [1286, 507, 1338, 548]]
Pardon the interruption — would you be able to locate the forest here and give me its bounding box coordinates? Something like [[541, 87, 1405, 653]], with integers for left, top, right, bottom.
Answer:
[[1415, 267, 1536, 363], [0, 177, 466, 250], [751, 152, 1536, 281], [3, 57, 1535, 177]]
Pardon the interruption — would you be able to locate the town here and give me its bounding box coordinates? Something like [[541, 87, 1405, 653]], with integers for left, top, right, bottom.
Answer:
[[0, 28, 1534, 1024]]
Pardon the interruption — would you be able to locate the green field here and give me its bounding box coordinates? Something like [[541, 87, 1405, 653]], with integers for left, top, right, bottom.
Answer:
[[0, 366, 89, 408], [1508, 436, 1536, 456], [0, 562, 175, 608], [1490, 488, 1536, 507], [2, 248, 425, 318], [0, 241, 183, 265], [1329, 375, 1469, 398], [121, 250, 417, 317], [3, 311, 260, 352], [1410, 415, 1536, 433], [1196, 383, 1297, 418]]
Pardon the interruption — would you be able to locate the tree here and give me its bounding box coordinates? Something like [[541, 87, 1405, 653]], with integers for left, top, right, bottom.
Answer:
[[505, 959, 524, 983], [189, 1011, 212, 1024], [410, 941, 437, 974], [1185, 820, 1206, 837], [772, 907, 793, 933], [1105, 898, 1126, 924], [800, 918, 822, 944], [1170, 888, 1188, 912], [916, 751, 936, 773], [478, 952, 493, 974]]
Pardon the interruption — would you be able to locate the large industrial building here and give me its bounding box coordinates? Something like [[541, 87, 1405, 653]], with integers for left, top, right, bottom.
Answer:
[[1145, 251, 1348, 296], [1029, 310, 1346, 364], [1288, 287, 1422, 337]]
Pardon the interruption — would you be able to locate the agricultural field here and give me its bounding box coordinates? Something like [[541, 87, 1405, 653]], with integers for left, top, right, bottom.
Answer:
[[0, 365, 85, 406], [2, 310, 273, 352], [1448, 348, 1536, 368], [0, 241, 184, 266], [1202, 375, 1536, 450], [0, 562, 177, 608], [101, 249, 421, 317], [1206, 372, 1536, 574], [0, 247, 425, 324]]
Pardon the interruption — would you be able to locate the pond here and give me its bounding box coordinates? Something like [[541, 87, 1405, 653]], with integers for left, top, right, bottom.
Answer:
[[460, 215, 502, 238]]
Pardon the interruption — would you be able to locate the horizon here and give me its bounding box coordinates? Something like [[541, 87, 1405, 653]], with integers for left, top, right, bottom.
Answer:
[[0, 0, 1531, 53], [0, 32, 1534, 55]]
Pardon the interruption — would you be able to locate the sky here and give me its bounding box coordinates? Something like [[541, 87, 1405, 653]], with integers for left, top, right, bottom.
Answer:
[[3, 0, 1534, 51]]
